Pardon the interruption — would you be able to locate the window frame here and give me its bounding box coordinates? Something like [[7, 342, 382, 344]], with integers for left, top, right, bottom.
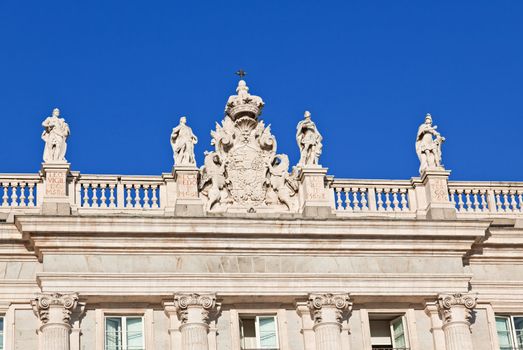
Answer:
[[496, 315, 523, 350], [0, 315, 4, 350], [95, 308, 154, 350], [231, 308, 286, 350], [238, 315, 280, 350], [363, 309, 414, 350], [104, 315, 145, 350]]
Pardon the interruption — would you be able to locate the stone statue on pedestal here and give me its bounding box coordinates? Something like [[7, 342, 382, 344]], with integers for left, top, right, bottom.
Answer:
[[171, 116, 198, 166], [296, 111, 323, 167], [416, 113, 445, 174], [41, 108, 70, 163]]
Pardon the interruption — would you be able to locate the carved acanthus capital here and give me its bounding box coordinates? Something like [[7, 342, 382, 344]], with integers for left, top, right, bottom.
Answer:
[[308, 293, 352, 324], [174, 293, 218, 324], [32, 293, 79, 325], [437, 293, 477, 324]]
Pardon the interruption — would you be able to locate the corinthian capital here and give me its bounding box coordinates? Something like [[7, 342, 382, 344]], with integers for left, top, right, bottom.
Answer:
[[437, 293, 477, 324], [174, 293, 218, 324], [32, 293, 79, 324], [308, 293, 352, 324]]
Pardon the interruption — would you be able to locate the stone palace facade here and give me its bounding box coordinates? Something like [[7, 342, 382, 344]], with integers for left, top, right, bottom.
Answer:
[[0, 79, 522, 350]]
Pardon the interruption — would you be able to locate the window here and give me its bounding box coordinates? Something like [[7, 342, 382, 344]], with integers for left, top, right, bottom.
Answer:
[[496, 315, 523, 350], [369, 314, 409, 350], [105, 316, 144, 350], [0, 316, 4, 350], [239, 315, 279, 350]]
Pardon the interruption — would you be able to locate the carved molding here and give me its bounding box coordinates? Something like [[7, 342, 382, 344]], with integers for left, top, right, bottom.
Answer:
[[437, 293, 477, 324], [307, 293, 352, 324], [174, 293, 218, 324], [32, 293, 79, 325]]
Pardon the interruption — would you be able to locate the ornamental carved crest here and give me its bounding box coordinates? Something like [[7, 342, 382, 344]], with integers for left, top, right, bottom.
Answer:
[[200, 80, 298, 212]]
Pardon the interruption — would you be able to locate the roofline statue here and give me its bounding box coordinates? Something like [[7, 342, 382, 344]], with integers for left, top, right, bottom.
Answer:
[[41, 108, 70, 163]]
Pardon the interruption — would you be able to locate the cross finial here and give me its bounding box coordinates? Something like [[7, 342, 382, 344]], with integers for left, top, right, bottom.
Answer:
[[235, 69, 247, 79]]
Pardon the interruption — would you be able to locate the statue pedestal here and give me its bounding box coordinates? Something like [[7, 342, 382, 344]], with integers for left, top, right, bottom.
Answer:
[[173, 166, 204, 217], [418, 169, 456, 220], [40, 162, 72, 215], [297, 167, 333, 218]]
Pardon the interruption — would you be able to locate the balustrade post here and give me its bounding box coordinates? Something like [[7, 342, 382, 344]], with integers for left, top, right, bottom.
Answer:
[[32, 293, 79, 350], [41, 163, 72, 215], [172, 166, 204, 216], [418, 169, 456, 220], [298, 167, 333, 218], [173, 293, 219, 350], [437, 293, 477, 350], [307, 293, 352, 350]]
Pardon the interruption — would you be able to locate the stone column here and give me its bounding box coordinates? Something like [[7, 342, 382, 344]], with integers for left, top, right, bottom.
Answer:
[[173, 165, 204, 216], [298, 167, 333, 218], [174, 293, 218, 350], [437, 293, 477, 350], [32, 293, 79, 350], [308, 293, 352, 350], [41, 162, 72, 215]]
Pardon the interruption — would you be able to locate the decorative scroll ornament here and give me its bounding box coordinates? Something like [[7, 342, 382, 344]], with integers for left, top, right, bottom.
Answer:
[[308, 293, 352, 324], [32, 293, 79, 324], [437, 293, 477, 324], [171, 116, 198, 166], [174, 293, 217, 324], [42, 108, 70, 163], [416, 113, 446, 174], [200, 80, 299, 212]]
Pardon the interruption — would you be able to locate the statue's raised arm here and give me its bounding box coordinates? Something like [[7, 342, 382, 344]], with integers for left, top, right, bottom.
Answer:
[[42, 108, 70, 163], [415, 113, 446, 174]]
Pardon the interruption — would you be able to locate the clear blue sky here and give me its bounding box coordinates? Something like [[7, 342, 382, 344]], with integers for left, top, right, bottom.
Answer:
[[1, 1, 522, 180]]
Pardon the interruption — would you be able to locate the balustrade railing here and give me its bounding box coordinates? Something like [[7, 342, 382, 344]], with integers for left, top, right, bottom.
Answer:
[[0, 174, 41, 208], [76, 175, 164, 209], [448, 181, 523, 215], [331, 179, 415, 214]]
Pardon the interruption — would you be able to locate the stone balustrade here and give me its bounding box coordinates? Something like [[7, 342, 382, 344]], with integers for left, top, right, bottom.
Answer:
[[1, 171, 523, 220]]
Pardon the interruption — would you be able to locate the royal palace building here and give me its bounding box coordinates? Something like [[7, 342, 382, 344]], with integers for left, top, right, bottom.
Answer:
[[0, 79, 522, 350]]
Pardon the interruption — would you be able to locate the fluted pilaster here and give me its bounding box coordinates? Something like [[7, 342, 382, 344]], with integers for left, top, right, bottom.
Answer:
[[32, 293, 79, 350], [437, 293, 477, 350], [174, 293, 218, 350], [308, 293, 352, 350]]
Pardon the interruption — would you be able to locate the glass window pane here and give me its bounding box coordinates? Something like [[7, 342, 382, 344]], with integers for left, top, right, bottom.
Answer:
[[126, 317, 144, 350], [514, 317, 523, 348], [391, 318, 406, 348], [258, 316, 278, 349], [105, 318, 122, 350], [0, 317, 3, 350], [496, 317, 512, 349]]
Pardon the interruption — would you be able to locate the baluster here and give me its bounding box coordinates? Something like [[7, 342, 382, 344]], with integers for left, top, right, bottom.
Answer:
[[360, 188, 368, 211], [91, 183, 99, 208], [457, 189, 464, 212], [495, 190, 503, 212], [509, 190, 517, 213], [479, 190, 487, 212], [125, 185, 132, 208], [464, 190, 472, 212], [2, 183, 8, 207], [449, 189, 456, 208], [143, 185, 150, 209], [82, 183, 89, 207], [27, 182, 35, 207], [376, 188, 384, 211], [335, 188, 343, 210], [133, 184, 141, 208], [352, 188, 360, 211], [10, 183, 18, 207], [344, 188, 352, 211], [518, 190, 523, 212], [502, 190, 510, 212], [151, 185, 159, 209], [384, 188, 392, 211], [100, 184, 108, 208], [392, 188, 399, 211], [108, 184, 116, 208], [19, 182, 26, 207], [400, 188, 408, 211]]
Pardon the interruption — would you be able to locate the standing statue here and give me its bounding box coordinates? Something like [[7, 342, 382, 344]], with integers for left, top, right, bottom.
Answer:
[[171, 116, 198, 166], [296, 111, 323, 166], [416, 113, 446, 174], [41, 108, 70, 163]]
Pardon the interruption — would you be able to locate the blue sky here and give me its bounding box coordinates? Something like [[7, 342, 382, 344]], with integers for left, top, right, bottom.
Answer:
[[0, 1, 522, 180]]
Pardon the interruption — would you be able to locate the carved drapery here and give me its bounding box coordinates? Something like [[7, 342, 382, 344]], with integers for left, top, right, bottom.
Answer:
[[437, 293, 477, 350], [308, 293, 352, 350], [174, 293, 218, 350], [32, 293, 79, 350]]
